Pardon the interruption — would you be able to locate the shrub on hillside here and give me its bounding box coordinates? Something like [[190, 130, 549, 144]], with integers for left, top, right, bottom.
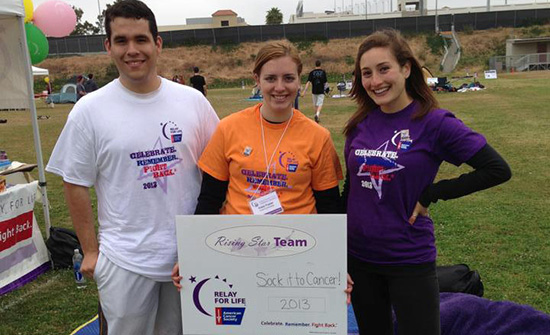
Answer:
[[290, 39, 314, 52], [182, 38, 202, 47], [520, 18, 550, 28], [523, 25, 545, 38], [426, 33, 445, 55], [463, 25, 474, 35], [214, 40, 240, 53]]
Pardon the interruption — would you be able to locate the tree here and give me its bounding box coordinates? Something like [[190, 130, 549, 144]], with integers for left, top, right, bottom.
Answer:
[[96, 0, 125, 34], [265, 7, 283, 25], [71, 6, 100, 35]]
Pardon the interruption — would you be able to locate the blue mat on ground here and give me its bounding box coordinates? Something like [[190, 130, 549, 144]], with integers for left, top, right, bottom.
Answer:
[[71, 315, 99, 335], [72, 294, 550, 335]]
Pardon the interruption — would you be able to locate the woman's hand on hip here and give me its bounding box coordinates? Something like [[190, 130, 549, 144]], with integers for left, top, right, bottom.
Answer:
[[408, 202, 429, 225]]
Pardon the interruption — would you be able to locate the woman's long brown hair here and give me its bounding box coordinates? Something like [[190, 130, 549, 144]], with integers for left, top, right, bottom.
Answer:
[[344, 29, 439, 137]]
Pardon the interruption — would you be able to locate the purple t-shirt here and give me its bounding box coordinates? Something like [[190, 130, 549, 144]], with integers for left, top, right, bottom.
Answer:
[[345, 101, 486, 265]]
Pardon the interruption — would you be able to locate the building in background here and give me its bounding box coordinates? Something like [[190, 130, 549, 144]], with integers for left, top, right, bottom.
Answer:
[[289, 0, 550, 24], [158, 9, 247, 32], [503, 37, 550, 71]]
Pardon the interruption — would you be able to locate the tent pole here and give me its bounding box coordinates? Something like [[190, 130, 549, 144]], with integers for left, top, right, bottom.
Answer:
[[18, 16, 52, 239]]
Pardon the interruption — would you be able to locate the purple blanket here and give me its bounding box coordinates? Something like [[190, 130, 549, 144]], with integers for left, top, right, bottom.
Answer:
[[348, 293, 550, 335], [439, 293, 550, 335]]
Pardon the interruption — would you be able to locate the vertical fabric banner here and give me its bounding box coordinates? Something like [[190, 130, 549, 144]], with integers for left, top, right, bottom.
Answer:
[[0, 14, 31, 109], [0, 181, 50, 295]]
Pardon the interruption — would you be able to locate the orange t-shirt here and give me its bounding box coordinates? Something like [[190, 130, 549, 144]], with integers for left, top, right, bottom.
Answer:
[[198, 104, 343, 214]]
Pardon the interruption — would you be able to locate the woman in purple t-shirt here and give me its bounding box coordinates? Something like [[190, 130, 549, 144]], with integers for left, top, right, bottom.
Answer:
[[342, 29, 511, 335]]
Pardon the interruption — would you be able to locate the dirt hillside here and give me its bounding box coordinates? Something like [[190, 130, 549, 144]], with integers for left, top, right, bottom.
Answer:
[[38, 24, 550, 86]]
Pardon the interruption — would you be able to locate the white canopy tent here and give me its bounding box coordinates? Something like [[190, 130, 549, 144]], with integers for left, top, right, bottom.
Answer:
[[32, 66, 49, 76], [0, 0, 52, 237]]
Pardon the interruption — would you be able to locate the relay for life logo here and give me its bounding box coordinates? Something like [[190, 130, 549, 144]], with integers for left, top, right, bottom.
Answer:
[[190, 274, 246, 325], [161, 121, 183, 143]]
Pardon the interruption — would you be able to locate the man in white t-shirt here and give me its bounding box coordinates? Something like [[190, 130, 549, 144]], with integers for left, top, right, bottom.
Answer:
[[46, 1, 219, 334]]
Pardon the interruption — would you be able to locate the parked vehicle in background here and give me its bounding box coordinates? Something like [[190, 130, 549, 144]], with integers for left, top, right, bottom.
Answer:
[[46, 83, 77, 104]]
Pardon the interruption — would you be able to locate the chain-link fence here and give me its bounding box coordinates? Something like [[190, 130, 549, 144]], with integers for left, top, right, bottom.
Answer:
[[48, 8, 550, 56]]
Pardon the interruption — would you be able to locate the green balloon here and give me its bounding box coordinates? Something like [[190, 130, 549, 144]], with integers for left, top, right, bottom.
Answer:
[[25, 23, 49, 65]]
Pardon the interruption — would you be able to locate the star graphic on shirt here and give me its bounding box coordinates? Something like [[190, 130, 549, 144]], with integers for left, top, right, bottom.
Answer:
[[189, 276, 196, 283], [357, 140, 404, 199], [137, 137, 183, 193]]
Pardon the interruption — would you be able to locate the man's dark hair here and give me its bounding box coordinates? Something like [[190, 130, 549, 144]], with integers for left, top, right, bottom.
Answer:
[[105, 0, 158, 42], [88, 73, 94, 79], [193, 67, 199, 73], [315, 60, 321, 67]]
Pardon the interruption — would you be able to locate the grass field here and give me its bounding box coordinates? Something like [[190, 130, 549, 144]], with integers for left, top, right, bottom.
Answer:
[[1, 71, 549, 334]]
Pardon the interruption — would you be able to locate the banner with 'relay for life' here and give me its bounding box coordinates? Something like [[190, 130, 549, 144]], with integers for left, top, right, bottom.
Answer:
[[0, 181, 50, 295]]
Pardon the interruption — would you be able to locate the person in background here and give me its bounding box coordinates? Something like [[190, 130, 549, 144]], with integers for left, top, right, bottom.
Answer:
[[45, 76, 52, 94], [84, 73, 99, 92], [46, 1, 219, 334], [172, 41, 352, 303], [76, 75, 87, 101], [343, 29, 511, 335], [302, 59, 328, 123], [172, 74, 185, 85], [294, 85, 302, 110], [45, 76, 55, 108], [190, 66, 207, 96]]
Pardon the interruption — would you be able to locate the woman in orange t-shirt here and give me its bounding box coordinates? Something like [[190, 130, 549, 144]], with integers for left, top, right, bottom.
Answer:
[[172, 41, 352, 299], [195, 41, 343, 215]]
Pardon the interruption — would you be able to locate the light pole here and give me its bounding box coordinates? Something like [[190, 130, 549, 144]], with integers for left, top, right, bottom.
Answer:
[[365, 0, 368, 19], [435, 0, 439, 33], [97, 0, 104, 34]]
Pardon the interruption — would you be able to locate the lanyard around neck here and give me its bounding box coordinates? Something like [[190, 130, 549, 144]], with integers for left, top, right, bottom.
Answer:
[[253, 108, 293, 197]]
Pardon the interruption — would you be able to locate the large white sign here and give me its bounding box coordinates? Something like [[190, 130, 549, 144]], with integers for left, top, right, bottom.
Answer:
[[0, 181, 50, 295], [176, 214, 347, 335]]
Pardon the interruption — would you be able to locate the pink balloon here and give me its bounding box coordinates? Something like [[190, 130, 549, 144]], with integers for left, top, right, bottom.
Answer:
[[33, 0, 76, 38]]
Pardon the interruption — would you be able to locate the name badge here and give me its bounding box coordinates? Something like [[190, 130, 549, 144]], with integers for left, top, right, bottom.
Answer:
[[249, 191, 284, 215]]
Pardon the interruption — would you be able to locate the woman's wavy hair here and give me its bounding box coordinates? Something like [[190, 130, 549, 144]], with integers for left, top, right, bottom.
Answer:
[[253, 41, 303, 77], [344, 29, 438, 137]]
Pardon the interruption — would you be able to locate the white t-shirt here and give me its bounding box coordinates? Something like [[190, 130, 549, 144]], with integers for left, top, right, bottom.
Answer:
[[47, 78, 219, 281]]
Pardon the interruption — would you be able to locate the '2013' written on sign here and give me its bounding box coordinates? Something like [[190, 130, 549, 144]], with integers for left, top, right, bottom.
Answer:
[[267, 296, 326, 313]]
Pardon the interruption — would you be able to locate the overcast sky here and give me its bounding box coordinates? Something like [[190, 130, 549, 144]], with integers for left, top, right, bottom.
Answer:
[[32, 0, 541, 27]]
